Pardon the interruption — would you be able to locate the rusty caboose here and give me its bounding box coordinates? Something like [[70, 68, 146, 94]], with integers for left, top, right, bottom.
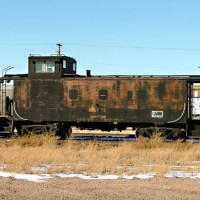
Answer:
[[1, 52, 200, 139]]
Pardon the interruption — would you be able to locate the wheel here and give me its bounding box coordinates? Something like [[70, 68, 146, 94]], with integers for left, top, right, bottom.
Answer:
[[135, 127, 152, 138], [46, 123, 58, 135], [32, 126, 46, 134], [136, 127, 153, 138], [136, 127, 160, 139], [21, 125, 32, 135]]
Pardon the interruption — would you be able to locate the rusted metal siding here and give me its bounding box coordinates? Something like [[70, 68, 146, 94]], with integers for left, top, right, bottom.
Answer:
[[14, 79, 63, 122], [29, 80, 63, 122], [135, 79, 185, 110], [14, 80, 30, 109], [63, 78, 186, 123], [13, 77, 186, 124]]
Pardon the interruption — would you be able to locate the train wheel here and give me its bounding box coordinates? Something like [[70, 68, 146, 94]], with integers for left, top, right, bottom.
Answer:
[[135, 127, 153, 138], [135, 128, 145, 138], [32, 126, 46, 134], [136, 127, 185, 140], [46, 123, 58, 135], [21, 126, 32, 135]]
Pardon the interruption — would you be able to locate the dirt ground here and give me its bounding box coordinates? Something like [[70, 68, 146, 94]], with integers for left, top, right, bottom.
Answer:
[[0, 177, 200, 200]]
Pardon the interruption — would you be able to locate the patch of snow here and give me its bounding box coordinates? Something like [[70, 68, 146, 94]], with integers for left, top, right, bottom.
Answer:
[[0, 171, 52, 182], [14, 173, 53, 182], [165, 171, 200, 179], [134, 173, 155, 179], [55, 173, 155, 180], [0, 171, 11, 178], [56, 174, 92, 180], [94, 174, 119, 180], [0, 170, 200, 183], [172, 165, 194, 169]]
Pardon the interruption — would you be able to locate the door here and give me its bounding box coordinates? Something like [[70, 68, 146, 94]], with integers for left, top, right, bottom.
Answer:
[[30, 80, 63, 122], [190, 83, 200, 120]]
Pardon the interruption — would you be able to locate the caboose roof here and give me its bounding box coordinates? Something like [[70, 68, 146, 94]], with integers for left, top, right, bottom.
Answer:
[[28, 55, 76, 62]]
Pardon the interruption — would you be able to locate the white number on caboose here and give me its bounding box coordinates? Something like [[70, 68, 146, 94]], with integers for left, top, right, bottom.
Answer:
[[152, 111, 163, 118]]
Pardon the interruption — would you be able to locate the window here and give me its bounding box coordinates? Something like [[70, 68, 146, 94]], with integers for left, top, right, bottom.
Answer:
[[63, 60, 68, 69], [35, 61, 55, 73], [99, 89, 108, 100], [73, 63, 76, 72], [69, 89, 78, 100], [127, 91, 132, 101]]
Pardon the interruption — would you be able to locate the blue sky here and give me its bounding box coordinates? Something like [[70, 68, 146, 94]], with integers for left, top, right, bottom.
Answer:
[[1, 0, 200, 75]]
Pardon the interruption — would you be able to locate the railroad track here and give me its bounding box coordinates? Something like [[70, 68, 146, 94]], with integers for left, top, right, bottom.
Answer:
[[0, 129, 199, 143], [71, 135, 136, 141], [71, 128, 136, 141]]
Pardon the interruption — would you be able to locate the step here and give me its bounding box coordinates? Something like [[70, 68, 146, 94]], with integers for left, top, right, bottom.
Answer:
[[0, 131, 12, 138]]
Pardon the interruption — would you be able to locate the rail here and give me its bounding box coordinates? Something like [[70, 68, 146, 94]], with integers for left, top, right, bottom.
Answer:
[[1, 66, 14, 115]]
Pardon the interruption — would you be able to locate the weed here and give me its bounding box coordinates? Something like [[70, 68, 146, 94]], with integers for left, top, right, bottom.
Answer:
[[0, 134, 199, 176]]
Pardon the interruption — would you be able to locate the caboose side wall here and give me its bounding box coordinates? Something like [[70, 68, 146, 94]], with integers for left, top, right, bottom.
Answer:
[[63, 77, 187, 124], [13, 77, 187, 125], [14, 79, 63, 122]]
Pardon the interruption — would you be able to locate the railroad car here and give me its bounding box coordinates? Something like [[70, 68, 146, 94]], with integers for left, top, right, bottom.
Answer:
[[1, 49, 200, 139]]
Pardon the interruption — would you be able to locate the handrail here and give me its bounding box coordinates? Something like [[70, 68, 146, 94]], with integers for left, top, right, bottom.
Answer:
[[1, 66, 14, 115], [167, 102, 186, 124], [13, 100, 28, 121]]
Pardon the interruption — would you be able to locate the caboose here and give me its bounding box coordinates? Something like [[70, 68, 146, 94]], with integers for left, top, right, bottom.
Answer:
[[1, 49, 200, 139]]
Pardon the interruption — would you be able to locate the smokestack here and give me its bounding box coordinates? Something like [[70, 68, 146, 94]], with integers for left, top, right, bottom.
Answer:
[[86, 70, 91, 77]]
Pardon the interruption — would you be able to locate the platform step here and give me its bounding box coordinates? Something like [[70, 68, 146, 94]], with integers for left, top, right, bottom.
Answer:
[[0, 132, 12, 138]]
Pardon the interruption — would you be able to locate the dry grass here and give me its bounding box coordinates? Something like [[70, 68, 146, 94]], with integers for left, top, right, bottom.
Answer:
[[0, 133, 200, 177]]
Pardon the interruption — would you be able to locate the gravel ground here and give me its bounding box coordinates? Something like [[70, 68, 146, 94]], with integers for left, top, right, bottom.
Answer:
[[0, 177, 200, 200]]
